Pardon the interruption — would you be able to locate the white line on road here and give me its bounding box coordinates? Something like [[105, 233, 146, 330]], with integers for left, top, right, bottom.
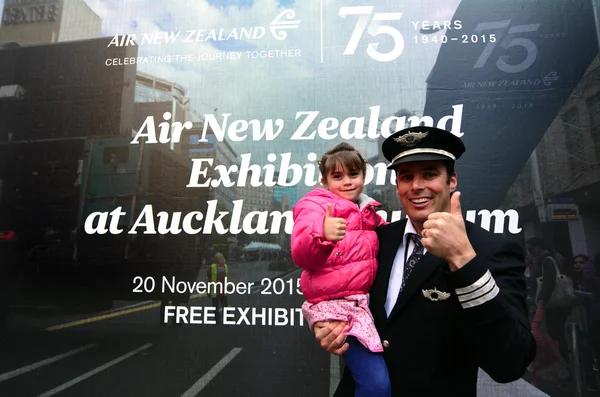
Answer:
[[97, 300, 155, 315], [330, 355, 340, 397], [36, 343, 152, 397], [0, 344, 96, 383], [180, 347, 243, 397]]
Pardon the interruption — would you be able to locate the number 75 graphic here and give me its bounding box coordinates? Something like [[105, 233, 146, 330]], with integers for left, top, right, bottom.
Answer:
[[338, 7, 541, 72], [474, 20, 540, 73], [338, 6, 404, 63]]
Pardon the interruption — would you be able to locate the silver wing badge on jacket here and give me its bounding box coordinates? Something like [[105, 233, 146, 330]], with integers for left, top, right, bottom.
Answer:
[[422, 288, 451, 302]]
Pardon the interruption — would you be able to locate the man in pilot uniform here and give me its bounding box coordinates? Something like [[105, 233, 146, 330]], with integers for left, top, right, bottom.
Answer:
[[315, 126, 536, 397]]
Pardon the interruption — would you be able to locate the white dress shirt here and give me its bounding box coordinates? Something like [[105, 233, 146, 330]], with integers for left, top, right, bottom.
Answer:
[[384, 220, 428, 316]]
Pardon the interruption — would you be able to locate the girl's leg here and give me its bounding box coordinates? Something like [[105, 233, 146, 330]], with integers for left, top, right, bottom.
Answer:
[[343, 336, 391, 397]]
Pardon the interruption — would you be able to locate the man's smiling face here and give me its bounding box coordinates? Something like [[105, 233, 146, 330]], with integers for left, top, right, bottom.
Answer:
[[395, 160, 457, 233]]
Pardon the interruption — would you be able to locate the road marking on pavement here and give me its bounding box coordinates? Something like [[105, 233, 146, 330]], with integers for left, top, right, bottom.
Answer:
[[45, 303, 161, 331], [0, 344, 96, 383], [97, 300, 155, 315], [36, 343, 152, 397], [179, 347, 243, 397], [330, 355, 340, 397], [45, 295, 208, 331]]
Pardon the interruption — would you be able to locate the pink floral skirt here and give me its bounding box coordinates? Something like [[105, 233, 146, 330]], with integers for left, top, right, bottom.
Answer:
[[302, 294, 383, 352]]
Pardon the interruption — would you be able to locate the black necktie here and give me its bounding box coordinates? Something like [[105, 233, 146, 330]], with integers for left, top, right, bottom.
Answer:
[[402, 233, 423, 290]]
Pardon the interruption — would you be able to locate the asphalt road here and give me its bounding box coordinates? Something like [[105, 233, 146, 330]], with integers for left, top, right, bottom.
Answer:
[[0, 263, 334, 397], [0, 260, 591, 397]]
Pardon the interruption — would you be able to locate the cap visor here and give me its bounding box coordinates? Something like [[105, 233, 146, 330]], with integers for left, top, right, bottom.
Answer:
[[387, 153, 453, 169]]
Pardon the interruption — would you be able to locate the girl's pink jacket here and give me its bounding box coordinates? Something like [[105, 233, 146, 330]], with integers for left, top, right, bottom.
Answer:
[[291, 188, 386, 304]]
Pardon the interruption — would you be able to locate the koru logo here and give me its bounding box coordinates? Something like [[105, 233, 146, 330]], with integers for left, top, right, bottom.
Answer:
[[473, 20, 541, 73], [338, 6, 404, 62], [270, 9, 301, 40]]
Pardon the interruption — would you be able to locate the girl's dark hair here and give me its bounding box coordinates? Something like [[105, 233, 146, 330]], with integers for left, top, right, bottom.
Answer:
[[319, 142, 367, 178]]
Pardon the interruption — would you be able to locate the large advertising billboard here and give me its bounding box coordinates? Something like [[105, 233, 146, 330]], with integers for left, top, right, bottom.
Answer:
[[1, 1, 599, 396]]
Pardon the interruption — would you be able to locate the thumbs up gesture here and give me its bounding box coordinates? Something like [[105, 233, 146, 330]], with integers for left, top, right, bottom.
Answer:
[[323, 204, 347, 242], [421, 192, 476, 271]]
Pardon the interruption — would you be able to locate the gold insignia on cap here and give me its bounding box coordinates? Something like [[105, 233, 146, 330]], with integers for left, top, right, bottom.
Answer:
[[422, 288, 451, 302], [393, 131, 428, 147]]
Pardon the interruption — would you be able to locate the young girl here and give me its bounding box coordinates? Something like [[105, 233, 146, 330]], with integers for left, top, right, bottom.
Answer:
[[291, 142, 391, 396]]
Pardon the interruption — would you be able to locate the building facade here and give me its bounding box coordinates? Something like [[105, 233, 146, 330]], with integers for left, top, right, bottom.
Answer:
[[504, 57, 600, 260], [0, 0, 101, 46]]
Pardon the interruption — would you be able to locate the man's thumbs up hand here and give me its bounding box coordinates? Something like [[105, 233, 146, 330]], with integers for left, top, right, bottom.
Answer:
[[422, 192, 476, 271], [450, 191, 463, 218]]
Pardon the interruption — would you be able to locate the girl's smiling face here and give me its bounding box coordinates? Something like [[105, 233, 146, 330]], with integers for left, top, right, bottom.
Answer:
[[322, 165, 365, 202]]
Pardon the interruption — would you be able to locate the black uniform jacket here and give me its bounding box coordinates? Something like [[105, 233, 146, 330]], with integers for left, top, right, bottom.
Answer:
[[334, 220, 536, 397]]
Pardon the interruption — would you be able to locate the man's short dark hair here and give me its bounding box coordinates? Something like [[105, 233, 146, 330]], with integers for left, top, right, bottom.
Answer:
[[442, 161, 454, 184]]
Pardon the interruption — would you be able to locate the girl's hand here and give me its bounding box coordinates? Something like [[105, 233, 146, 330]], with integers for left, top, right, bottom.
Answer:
[[323, 204, 346, 242]]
